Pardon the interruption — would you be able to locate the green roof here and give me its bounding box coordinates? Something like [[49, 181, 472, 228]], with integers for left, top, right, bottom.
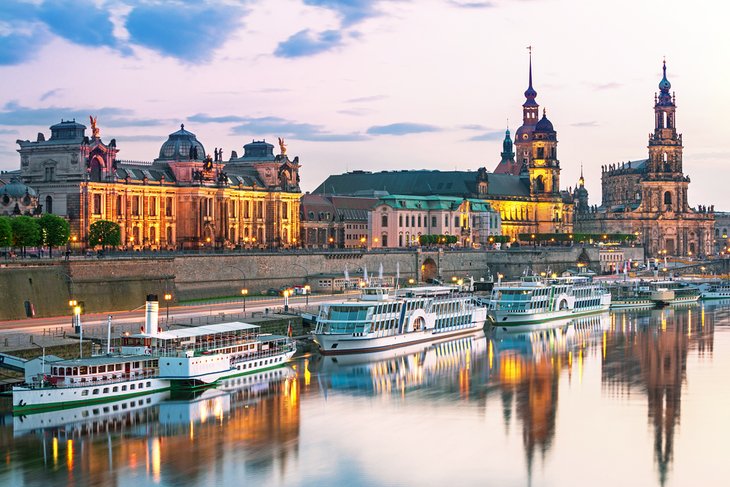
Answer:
[[376, 194, 494, 212]]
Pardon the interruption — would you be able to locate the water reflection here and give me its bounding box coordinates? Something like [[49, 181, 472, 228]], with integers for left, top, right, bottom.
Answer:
[[0, 304, 727, 486]]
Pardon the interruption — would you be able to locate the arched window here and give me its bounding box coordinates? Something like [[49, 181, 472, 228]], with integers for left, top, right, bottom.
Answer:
[[90, 157, 103, 182], [45, 195, 53, 214], [166, 226, 173, 243], [149, 226, 156, 243], [664, 191, 672, 206]]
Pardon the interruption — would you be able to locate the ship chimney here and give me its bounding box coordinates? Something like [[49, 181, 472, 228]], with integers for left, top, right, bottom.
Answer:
[[145, 294, 159, 335]]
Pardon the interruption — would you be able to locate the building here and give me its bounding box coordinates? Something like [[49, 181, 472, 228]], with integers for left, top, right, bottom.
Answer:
[[713, 211, 730, 254], [0, 175, 39, 216], [369, 195, 500, 248], [299, 194, 377, 248], [576, 62, 714, 257], [15, 120, 301, 249], [313, 54, 575, 240]]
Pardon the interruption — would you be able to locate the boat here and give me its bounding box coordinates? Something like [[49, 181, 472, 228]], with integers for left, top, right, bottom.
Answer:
[[313, 285, 487, 354], [607, 282, 656, 309], [12, 295, 297, 414], [487, 274, 611, 327], [647, 280, 700, 306], [121, 322, 297, 389], [700, 280, 730, 300]]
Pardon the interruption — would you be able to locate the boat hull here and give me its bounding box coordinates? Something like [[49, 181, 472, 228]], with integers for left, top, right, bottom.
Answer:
[[162, 349, 296, 389], [314, 323, 484, 355], [12, 377, 170, 415], [488, 304, 610, 327]]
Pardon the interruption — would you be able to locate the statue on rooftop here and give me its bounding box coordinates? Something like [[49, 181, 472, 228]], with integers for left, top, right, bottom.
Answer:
[[278, 137, 287, 155], [89, 115, 100, 138]]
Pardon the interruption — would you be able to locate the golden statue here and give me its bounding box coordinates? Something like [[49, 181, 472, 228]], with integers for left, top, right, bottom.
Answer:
[[89, 115, 100, 138], [278, 137, 287, 155]]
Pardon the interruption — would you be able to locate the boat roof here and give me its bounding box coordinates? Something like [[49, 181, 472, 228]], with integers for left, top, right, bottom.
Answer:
[[132, 321, 260, 340]]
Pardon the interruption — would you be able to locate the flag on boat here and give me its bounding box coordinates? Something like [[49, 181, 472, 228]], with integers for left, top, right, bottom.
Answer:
[[287, 322, 293, 337]]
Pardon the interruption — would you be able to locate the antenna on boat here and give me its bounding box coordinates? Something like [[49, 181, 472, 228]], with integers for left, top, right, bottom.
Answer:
[[106, 315, 112, 355]]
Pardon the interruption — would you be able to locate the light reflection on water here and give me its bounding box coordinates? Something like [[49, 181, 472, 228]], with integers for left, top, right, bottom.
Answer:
[[1, 303, 729, 487]]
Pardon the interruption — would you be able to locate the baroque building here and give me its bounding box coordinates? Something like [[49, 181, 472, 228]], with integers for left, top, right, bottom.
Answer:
[[15, 119, 301, 249], [576, 62, 714, 257], [313, 54, 575, 240]]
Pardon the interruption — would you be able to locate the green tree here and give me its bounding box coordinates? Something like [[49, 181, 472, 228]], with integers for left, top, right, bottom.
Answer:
[[39, 214, 70, 258], [0, 216, 11, 248], [11, 216, 40, 257], [88, 220, 121, 250]]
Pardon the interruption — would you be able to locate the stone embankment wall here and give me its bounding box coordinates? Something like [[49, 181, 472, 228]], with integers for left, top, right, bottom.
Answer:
[[0, 246, 645, 320]]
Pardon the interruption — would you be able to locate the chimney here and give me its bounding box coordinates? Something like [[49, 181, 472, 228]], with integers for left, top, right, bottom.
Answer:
[[145, 294, 159, 335]]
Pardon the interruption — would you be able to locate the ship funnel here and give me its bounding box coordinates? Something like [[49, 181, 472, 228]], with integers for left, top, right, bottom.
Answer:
[[145, 294, 159, 335]]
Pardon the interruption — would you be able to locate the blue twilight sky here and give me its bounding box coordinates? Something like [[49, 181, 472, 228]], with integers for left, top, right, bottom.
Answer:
[[0, 0, 728, 208]]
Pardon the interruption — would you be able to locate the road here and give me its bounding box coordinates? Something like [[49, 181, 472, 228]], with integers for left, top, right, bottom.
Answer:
[[0, 293, 353, 335]]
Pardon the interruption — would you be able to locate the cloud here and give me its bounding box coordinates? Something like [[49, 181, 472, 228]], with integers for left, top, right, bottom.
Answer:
[[125, 2, 246, 62], [0, 2, 49, 65], [461, 124, 489, 131], [570, 121, 599, 128], [39, 89, 62, 102], [447, 0, 497, 8], [230, 116, 368, 141], [0, 129, 18, 135], [344, 95, 387, 103], [0, 101, 168, 130], [367, 123, 440, 135], [188, 113, 247, 124], [303, 0, 381, 26], [468, 130, 504, 141], [37, 0, 120, 50], [590, 82, 621, 90], [274, 29, 343, 58]]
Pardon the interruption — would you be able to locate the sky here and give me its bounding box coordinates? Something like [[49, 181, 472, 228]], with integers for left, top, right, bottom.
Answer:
[[0, 0, 728, 209]]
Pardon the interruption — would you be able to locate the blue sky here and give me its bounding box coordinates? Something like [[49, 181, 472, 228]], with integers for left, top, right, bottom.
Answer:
[[0, 0, 728, 209]]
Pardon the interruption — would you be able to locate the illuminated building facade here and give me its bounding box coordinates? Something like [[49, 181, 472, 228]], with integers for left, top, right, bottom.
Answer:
[[313, 55, 575, 240], [15, 121, 301, 249], [576, 62, 714, 257]]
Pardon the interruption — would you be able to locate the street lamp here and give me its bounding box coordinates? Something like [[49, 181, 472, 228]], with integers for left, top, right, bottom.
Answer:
[[408, 278, 415, 285], [283, 289, 291, 312], [163, 293, 172, 324], [241, 288, 248, 314], [304, 285, 311, 305], [360, 236, 366, 248], [68, 299, 78, 330]]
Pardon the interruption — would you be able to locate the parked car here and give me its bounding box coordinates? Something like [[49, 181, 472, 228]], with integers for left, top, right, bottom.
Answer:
[[266, 288, 279, 296]]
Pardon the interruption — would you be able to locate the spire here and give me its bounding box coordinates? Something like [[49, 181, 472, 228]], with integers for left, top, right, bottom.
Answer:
[[523, 46, 538, 106], [502, 127, 514, 155], [579, 163, 585, 187], [659, 58, 671, 92]]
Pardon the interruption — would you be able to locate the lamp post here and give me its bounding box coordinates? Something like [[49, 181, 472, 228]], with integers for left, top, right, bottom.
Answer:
[[163, 293, 172, 324], [241, 288, 248, 315], [304, 285, 311, 306], [68, 299, 78, 330], [283, 289, 291, 312]]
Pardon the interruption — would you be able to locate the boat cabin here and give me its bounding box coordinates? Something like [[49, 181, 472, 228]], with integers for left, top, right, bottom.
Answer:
[[46, 356, 158, 386]]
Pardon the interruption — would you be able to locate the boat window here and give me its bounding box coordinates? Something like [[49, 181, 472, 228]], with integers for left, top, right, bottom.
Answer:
[[103, 387, 109, 393], [82, 390, 88, 396], [93, 389, 99, 395], [130, 384, 135, 390]]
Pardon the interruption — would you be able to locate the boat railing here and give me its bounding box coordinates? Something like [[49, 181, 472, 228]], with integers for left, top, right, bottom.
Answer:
[[23, 368, 158, 390]]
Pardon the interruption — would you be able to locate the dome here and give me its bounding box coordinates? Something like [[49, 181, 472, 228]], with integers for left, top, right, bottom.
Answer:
[[534, 112, 554, 133], [0, 178, 37, 198], [240, 140, 275, 161], [157, 124, 206, 161]]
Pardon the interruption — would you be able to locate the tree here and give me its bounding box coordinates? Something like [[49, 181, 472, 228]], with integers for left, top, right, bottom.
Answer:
[[0, 216, 11, 248], [11, 216, 40, 257], [39, 214, 70, 258], [88, 220, 121, 250]]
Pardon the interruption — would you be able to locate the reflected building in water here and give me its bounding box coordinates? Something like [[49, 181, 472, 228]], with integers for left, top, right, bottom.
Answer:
[[602, 305, 715, 486], [3, 368, 301, 487], [492, 314, 609, 476]]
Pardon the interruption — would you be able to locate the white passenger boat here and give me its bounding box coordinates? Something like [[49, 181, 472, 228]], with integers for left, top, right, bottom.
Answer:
[[121, 322, 297, 389], [647, 280, 700, 305], [700, 281, 730, 300], [313, 285, 487, 355], [487, 275, 611, 327]]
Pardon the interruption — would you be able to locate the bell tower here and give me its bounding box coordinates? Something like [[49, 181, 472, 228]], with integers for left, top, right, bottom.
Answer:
[[514, 48, 540, 175], [648, 61, 683, 176]]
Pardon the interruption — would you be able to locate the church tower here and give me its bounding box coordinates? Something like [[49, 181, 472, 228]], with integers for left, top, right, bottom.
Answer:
[[529, 108, 560, 195], [513, 49, 540, 175], [493, 128, 519, 174], [647, 61, 683, 176], [641, 61, 689, 214]]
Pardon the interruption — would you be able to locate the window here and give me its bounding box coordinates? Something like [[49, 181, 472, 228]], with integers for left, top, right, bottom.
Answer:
[[116, 195, 123, 216], [431, 216, 436, 227], [455, 216, 460, 227], [417, 215, 421, 227], [149, 197, 157, 216], [537, 147, 545, 158], [81, 390, 88, 396], [45, 195, 53, 214], [405, 215, 409, 227], [411, 216, 415, 227], [445, 215, 449, 226], [93, 194, 102, 215], [282, 202, 288, 219], [381, 215, 388, 227], [399, 215, 403, 226], [166, 197, 173, 217], [132, 196, 140, 216]]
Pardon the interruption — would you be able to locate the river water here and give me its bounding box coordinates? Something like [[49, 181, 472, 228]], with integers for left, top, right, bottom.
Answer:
[[1, 303, 729, 487]]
